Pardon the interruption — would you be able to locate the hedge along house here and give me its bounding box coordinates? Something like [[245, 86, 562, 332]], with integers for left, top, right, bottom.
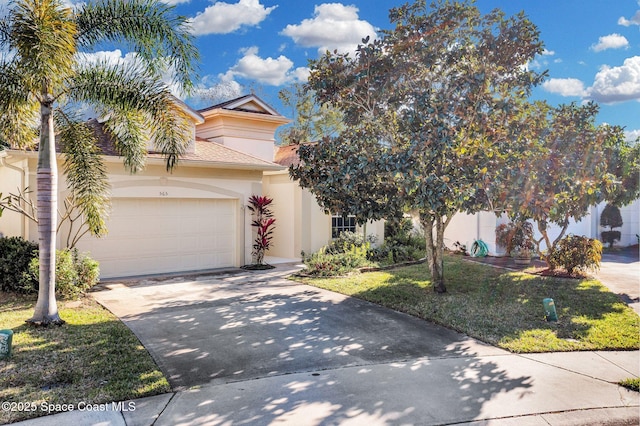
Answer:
[[0, 95, 287, 279]]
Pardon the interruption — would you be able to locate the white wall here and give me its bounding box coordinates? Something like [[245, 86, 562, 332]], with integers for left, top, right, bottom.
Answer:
[[443, 211, 501, 255], [442, 199, 640, 256], [0, 157, 30, 240]]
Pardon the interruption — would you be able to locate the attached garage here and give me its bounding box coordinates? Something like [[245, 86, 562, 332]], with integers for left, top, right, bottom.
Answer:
[[76, 197, 237, 279], [0, 94, 290, 280]]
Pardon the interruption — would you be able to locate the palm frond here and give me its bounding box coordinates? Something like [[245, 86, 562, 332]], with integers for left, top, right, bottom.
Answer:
[[0, 61, 39, 148], [55, 109, 110, 237], [68, 60, 192, 171], [75, 0, 198, 93], [101, 109, 148, 173], [0, 20, 10, 47], [10, 0, 77, 93]]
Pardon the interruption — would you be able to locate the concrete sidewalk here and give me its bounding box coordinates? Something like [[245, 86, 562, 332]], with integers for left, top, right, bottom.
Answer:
[[12, 263, 640, 426], [12, 350, 640, 425]]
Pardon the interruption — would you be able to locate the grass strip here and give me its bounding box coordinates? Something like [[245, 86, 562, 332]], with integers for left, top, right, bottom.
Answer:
[[0, 293, 170, 424], [294, 255, 640, 353]]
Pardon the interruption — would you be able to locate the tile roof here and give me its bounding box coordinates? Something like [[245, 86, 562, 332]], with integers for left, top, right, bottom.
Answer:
[[273, 143, 316, 167], [147, 137, 280, 168], [79, 119, 282, 169]]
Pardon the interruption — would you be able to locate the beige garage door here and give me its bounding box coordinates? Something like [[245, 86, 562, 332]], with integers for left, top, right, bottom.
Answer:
[[77, 198, 237, 278]]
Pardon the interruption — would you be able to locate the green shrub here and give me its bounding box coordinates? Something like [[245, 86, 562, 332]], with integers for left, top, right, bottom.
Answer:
[[600, 230, 621, 248], [26, 249, 100, 299], [327, 231, 377, 254], [303, 243, 372, 276], [600, 204, 623, 248], [600, 203, 623, 230], [548, 235, 603, 275], [384, 216, 414, 244], [0, 236, 38, 293], [369, 219, 425, 264]]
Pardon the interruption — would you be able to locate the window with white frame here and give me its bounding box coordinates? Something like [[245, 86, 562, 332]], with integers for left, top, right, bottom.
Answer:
[[331, 214, 356, 238]]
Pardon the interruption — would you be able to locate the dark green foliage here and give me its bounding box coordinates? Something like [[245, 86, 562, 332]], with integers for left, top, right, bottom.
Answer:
[[0, 237, 100, 298], [302, 243, 372, 277], [370, 220, 426, 264], [25, 249, 100, 299], [326, 231, 377, 254], [600, 203, 623, 230], [601, 231, 622, 248], [0, 237, 38, 293], [548, 235, 603, 275], [296, 0, 546, 292], [600, 204, 623, 248]]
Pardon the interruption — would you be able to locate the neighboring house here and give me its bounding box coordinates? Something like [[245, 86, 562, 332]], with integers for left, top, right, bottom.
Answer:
[[0, 94, 383, 279], [443, 200, 640, 256]]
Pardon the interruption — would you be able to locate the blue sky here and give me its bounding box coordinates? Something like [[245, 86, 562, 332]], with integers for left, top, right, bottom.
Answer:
[[164, 0, 639, 141]]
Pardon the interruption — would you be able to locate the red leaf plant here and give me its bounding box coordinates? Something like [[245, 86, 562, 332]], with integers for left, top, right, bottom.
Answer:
[[247, 195, 276, 265]]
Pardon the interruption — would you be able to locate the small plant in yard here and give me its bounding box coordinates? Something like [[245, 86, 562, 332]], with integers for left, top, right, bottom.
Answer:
[[495, 220, 535, 259], [247, 195, 276, 268], [548, 234, 603, 275], [600, 204, 623, 248], [0, 236, 38, 293], [303, 243, 373, 277], [0, 237, 99, 298]]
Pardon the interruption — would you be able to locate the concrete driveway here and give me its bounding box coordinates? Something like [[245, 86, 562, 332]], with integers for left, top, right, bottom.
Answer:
[[596, 247, 640, 313], [87, 263, 639, 425], [92, 265, 504, 390]]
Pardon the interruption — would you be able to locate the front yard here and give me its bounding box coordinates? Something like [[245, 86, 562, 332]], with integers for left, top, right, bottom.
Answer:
[[0, 293, 170, 424], [294, 255, 640, 353]]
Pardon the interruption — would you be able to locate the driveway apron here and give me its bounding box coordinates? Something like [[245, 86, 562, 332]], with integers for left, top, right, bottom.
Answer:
[[91, 265, 505, 391]]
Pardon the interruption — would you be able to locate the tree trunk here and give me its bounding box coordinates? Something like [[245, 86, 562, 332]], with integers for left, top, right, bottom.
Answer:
[[421, 213, 447, 293], [28, 99, 64, 326]]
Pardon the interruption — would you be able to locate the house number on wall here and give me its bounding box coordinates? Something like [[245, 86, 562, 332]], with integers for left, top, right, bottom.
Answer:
[[159, 191, 169, 197]]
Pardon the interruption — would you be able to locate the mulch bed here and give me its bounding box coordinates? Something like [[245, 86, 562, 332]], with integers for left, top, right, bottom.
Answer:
[[462, 255, 582, 279]]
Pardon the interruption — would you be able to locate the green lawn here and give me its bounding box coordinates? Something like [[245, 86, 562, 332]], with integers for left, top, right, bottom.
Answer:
[[294, 255, 640, 353], [0, 293, 170, 424]]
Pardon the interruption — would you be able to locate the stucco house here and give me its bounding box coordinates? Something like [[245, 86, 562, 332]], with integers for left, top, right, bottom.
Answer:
[[0, 94, 384, 279]]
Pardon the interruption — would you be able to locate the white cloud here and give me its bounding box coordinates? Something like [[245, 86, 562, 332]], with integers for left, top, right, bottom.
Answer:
[[280, 3, 377, 54], [189, 0, 276, 36], [292, 67, 310, 82], [618, 10, 640, 26], [543, 57, 640, 104], [222, 46, 306, 86], [193, 78, 244, 105], [591, 33, 629, 52], [588, 56, 640, 103], [75, 49, 140, 67], [542, 78, 587, 97], [162, 0, 190, 5], [625, 129, 640, 142], [542, 49, 555, 56]]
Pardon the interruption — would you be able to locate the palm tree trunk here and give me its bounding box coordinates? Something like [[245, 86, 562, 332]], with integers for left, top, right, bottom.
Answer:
[[28, 98, 63, 325]]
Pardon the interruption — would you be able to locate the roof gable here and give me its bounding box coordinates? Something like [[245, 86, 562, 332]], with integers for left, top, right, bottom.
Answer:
[[198, 94, 282, 117]]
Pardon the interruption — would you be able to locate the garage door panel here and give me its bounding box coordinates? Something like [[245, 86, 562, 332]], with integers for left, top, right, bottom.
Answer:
[[76, 198, 237, 278]]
